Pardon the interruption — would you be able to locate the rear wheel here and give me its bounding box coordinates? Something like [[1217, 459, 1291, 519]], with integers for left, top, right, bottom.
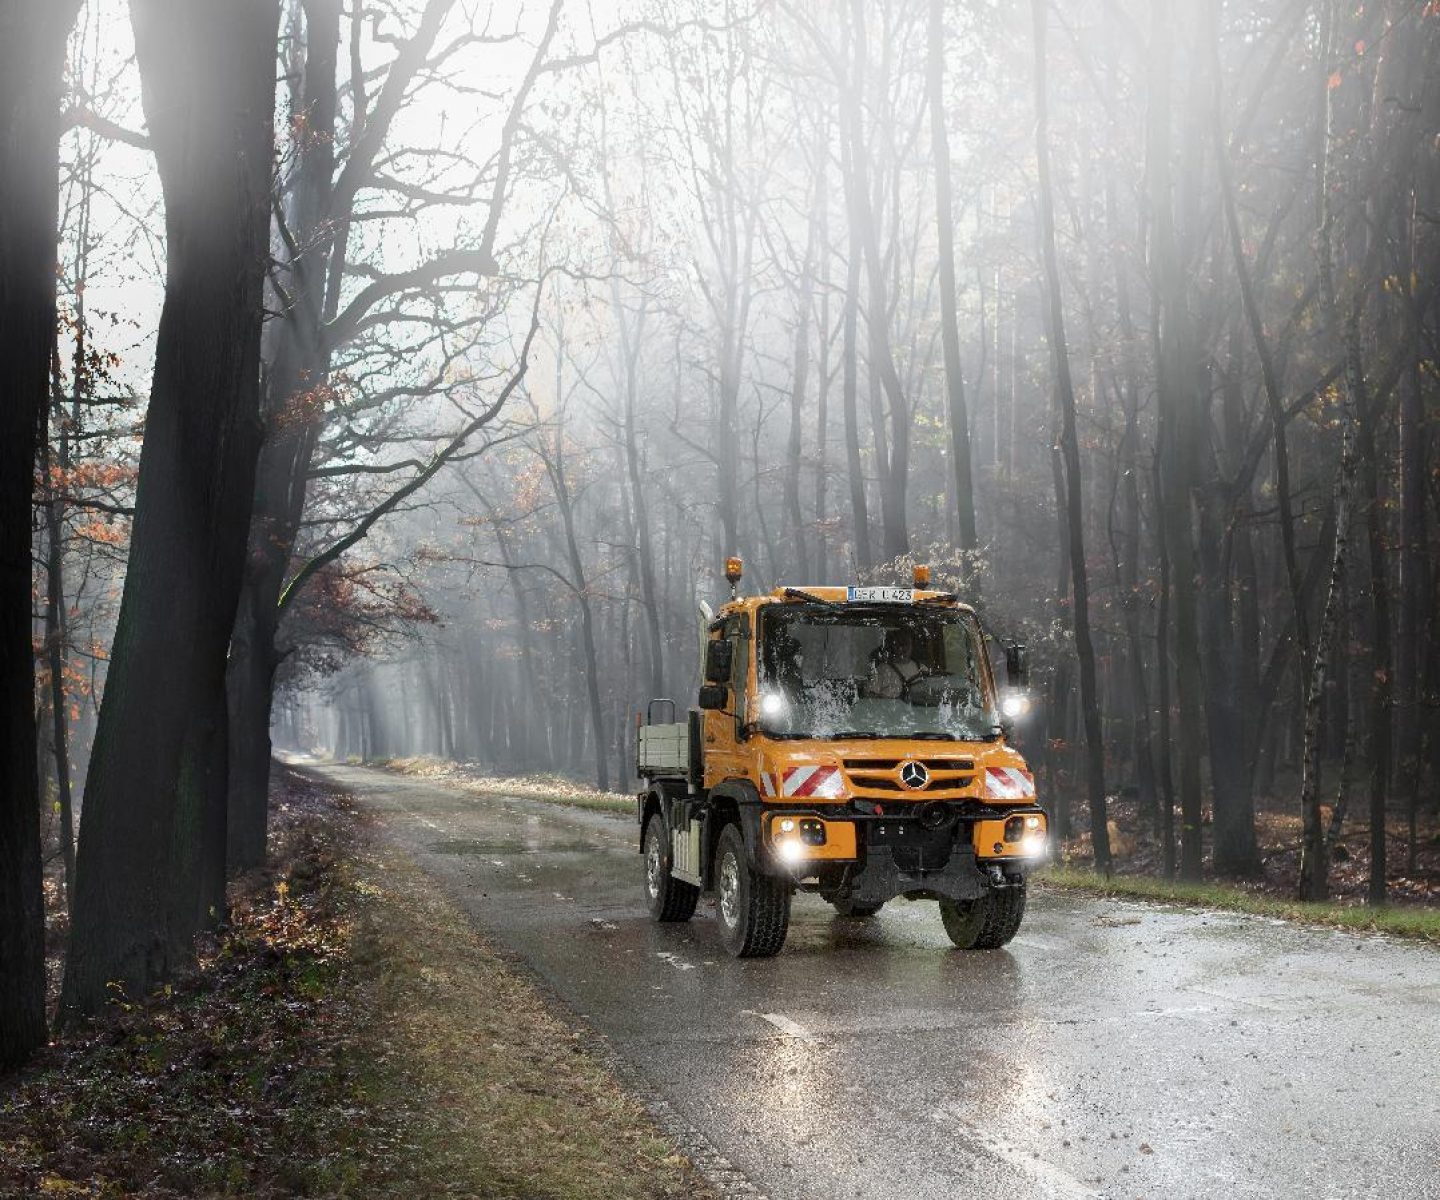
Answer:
[[644, 818, 698, 922], [714, 824, 790, 957], [827, 896, 885, 919], [939, 882, 1026, 949]]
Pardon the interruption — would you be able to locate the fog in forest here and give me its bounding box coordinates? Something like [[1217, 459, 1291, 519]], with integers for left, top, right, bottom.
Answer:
[[32, 0, 1440, 922]]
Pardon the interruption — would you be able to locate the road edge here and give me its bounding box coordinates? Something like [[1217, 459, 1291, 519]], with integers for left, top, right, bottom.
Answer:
[[293, 759, 772, 1200]]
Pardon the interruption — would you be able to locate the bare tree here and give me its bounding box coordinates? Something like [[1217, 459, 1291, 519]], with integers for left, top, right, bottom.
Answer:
[[60, 0, 280, 1020], [0, 0, 81, 1067]]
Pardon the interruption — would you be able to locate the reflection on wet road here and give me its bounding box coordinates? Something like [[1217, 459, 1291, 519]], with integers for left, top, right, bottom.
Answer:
[[301, 759, 1440, 1200]]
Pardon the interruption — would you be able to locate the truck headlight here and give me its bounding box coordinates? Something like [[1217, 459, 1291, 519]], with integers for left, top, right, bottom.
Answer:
[[778, 839, 806, 863], [1002, 692, 1031, 719]]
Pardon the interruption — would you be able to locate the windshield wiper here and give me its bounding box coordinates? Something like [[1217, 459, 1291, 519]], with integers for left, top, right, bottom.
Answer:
[[783, 587, 841, 608], [820, 730, 884, 740]]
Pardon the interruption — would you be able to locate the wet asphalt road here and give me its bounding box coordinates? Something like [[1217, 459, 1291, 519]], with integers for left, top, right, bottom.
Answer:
[[300, 759, 1440, 1200]]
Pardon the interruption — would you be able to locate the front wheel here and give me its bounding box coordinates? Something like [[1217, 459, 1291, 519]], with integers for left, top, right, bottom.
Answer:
[[714, 824, 790, 957], [939, 882, 1026, 949], [644, 819, 698, 922]]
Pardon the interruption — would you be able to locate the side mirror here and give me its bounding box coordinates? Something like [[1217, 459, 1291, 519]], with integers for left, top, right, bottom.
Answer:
[[704, 639, 734, 684], [698, 683, 727, 711], [1005, 643, 1029, 689]]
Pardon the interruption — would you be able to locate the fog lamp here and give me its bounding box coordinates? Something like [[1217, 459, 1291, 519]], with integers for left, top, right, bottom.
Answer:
[[799, 818, 827, 846], [1021, 834, 1047, 857], [778, 839, 806, 863]]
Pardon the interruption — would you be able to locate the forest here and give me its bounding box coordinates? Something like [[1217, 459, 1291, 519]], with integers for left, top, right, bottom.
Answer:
[[3, 0, 1439, 1077]]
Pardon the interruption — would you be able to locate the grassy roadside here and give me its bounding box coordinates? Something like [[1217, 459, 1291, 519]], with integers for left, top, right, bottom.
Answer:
[[347, 808, 710, 1200], [1036, 864, 1440, 944], [0, 770, 716, 1199], [373, 756, 633, 815]]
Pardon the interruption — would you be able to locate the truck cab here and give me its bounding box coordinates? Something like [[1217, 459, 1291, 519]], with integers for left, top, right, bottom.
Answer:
[[635, 563, 1046, 957]]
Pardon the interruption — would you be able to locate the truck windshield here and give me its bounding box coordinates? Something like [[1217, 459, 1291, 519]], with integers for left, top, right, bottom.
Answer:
[[756, 603, 999, 740]]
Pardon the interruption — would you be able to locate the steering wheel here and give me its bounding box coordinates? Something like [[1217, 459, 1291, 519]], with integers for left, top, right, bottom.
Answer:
[[903, 671, 976, 709], [899, 667, 935, 701]]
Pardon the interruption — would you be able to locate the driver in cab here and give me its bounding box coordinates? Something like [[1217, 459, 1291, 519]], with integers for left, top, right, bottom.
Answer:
[[868, 627, 921, 699]]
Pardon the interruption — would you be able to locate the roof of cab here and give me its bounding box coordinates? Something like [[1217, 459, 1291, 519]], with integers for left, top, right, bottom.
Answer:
[[718, 586, 975, 616]]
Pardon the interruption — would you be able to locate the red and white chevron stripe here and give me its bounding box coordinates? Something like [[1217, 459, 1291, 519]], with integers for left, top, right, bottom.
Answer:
[[984, 766, 1035, 800], [781, 765, 844, 799]]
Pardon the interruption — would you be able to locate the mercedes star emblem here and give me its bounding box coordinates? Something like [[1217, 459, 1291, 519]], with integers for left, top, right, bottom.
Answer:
[[899, 760, 929, 790]]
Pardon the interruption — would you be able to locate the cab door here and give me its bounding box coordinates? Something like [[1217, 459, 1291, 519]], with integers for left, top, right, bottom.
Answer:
[[703, 611, 751, 788]]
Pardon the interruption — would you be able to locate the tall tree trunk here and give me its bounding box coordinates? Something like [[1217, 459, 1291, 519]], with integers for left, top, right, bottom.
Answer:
[[1106, 175, 1159, 829], [0, 0, 79, 1067], [1148, 0, 1204, 880], [620, 308, 666, 699], [547, 357, 608, 793], [226, 0, 342, 874], [1032, 0, 1109, 872], [41, 409, 76, 910], [1396, 300, 1425, 873], [783, 132, 822, 585], [1354, 330, 1390, 906], [1300, 0, 1351, 901], [1153, 452, 1178, 878], [60, 0, 278, 1020], [844, 0, 909, 563], [840, 146, 872, 575], [813, 162, 832, 582], [928, 0, 977, 558], [1298, 421, 1355, 901]]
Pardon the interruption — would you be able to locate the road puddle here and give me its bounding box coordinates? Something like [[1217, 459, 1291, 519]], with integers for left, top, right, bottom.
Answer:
[[428, 838, 595, 856]]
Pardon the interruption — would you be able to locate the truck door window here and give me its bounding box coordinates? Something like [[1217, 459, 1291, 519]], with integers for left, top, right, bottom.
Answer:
[[724, 615, 748, 727]]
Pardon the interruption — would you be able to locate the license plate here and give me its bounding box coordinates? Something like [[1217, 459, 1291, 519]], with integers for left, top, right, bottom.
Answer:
[[847, 587, 914, 603]]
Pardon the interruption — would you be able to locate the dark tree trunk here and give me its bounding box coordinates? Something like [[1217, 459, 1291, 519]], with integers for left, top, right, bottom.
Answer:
[[60, 0, 278, 1020], [1032, 0, 1109, 872], [1153, 454, 1178, 879], [1355, 353, 1391, 907], [1148, 0, 1204, 880], [929, 0, 977, 559], [226, 0, 341, 873], [41, 424, 76, 910], [1106, 174, 1159, 829], [0, 0, 79, 1068], [784, 143, 820, 586], [843, 0, 908, 564], [840, 151, 872, 575]]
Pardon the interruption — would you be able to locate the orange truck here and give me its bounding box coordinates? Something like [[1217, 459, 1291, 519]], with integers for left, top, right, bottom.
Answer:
[[635, 560, 1047, 957]]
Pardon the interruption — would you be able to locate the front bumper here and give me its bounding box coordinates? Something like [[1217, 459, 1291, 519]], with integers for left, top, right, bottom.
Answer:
[[762, 799, 1046, 900]]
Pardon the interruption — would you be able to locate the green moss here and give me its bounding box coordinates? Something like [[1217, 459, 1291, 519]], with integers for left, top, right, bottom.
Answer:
[[1037, 865, 1440, 943]]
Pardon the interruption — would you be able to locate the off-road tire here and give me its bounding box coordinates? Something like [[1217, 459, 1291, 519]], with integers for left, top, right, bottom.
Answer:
[[828, 896, 885, 919], [939, 882, 1026, 949], [714, 824, 790, 957], [644, 818, 699, 922]]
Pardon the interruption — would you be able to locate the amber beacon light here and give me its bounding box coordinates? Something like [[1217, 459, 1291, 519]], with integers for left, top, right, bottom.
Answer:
[[912, 563, 931, 588], [725, 556, 744, 597]]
